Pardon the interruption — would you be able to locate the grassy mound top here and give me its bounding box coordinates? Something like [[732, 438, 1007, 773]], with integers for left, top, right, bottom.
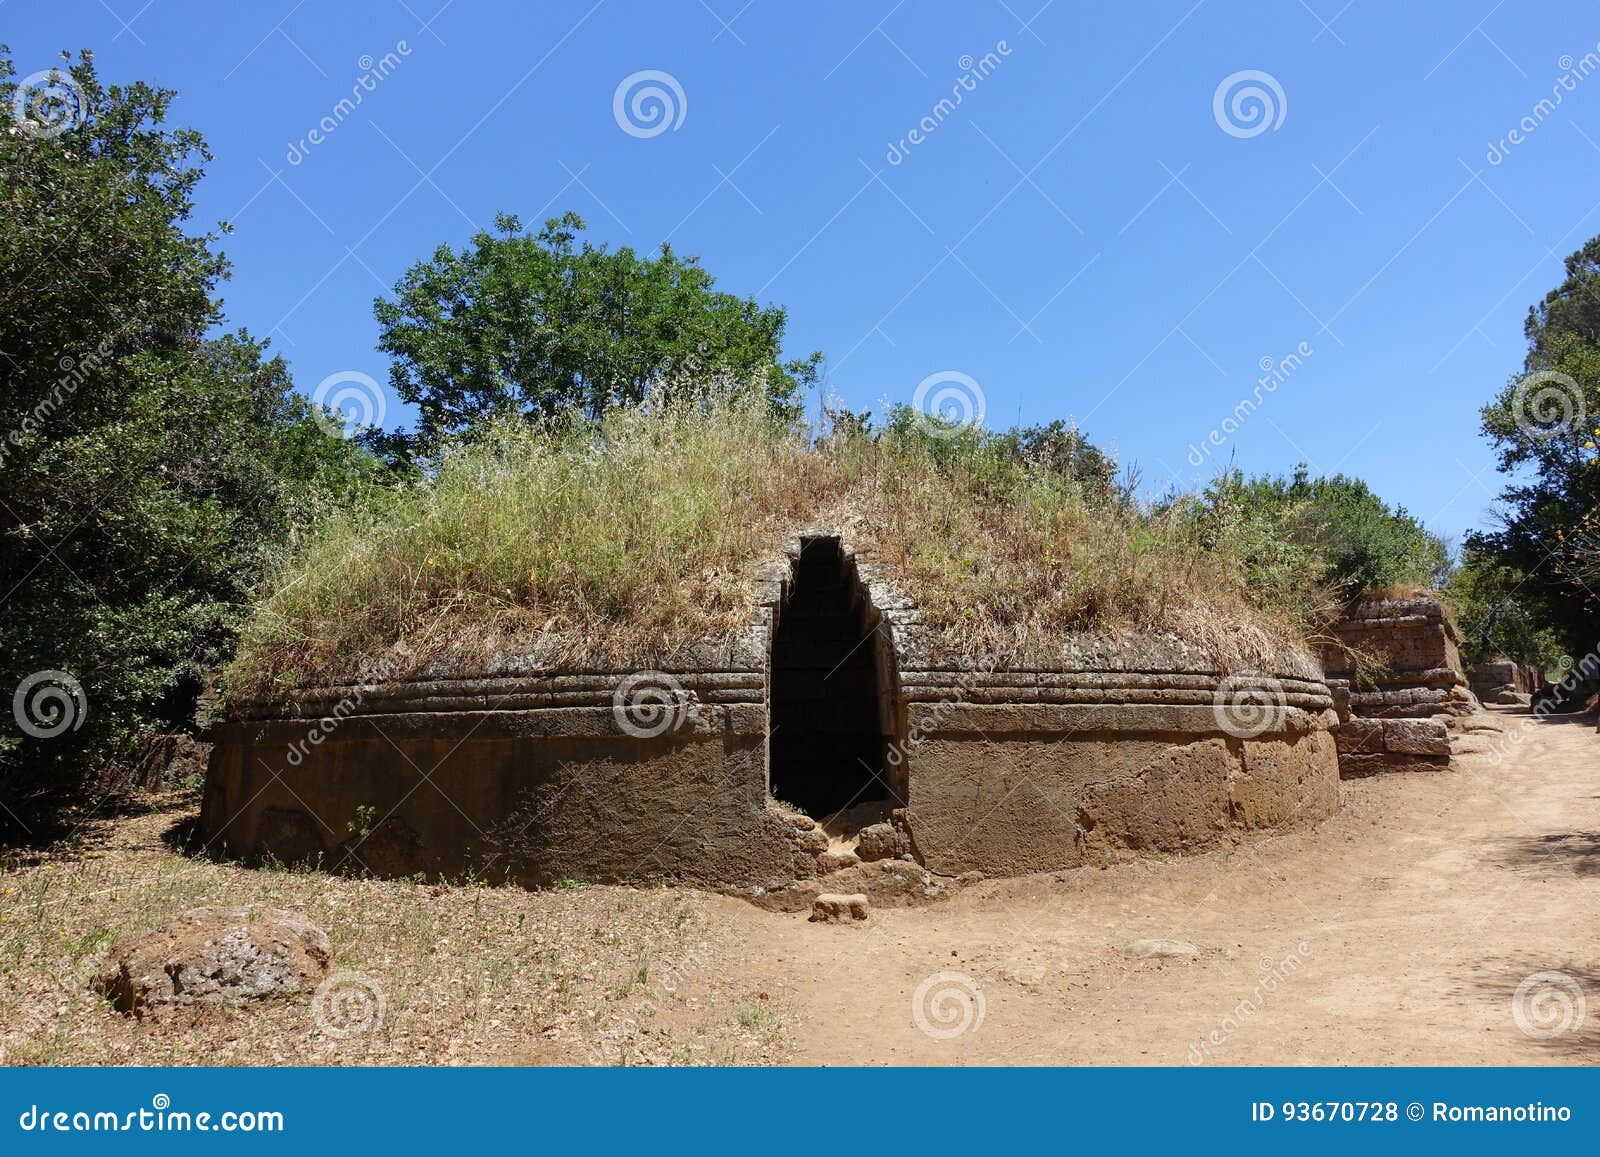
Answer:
[[224, 394, 1325, 700]]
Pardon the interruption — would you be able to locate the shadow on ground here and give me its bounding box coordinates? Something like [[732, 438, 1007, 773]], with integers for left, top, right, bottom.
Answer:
[[1468, 959, 1600, 1061], [1492, 831, 1600, 877]]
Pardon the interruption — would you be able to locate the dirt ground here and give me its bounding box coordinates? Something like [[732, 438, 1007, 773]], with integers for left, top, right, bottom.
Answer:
[[3, 707, 1596, 1066], [713, 707, 1600, 1065]]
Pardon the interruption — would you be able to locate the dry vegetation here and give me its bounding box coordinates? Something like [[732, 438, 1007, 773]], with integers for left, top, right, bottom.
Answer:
[[225, 392, 1313, 699], [0, 794, 786, 1067]]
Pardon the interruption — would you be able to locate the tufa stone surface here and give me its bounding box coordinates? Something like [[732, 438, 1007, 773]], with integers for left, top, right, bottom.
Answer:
[[96, 905, 331, 1016], [809, 893, 871, 923], [1381, 718, 1451, 756]]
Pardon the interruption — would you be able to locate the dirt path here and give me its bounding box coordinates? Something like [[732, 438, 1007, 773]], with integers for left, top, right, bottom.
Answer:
[[711, 709, 1600, 1065]]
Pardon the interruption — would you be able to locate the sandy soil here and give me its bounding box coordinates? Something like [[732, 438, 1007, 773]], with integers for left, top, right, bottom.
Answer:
[[708, 707, 1600, 1065], [3, 707, 1595, 1066]]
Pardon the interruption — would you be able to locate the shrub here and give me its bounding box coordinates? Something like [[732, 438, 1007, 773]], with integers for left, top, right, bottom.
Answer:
[[1191, 467, 1449, 606]]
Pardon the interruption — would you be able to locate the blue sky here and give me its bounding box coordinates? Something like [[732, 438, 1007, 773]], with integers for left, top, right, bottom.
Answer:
[[9, 0, 1599, 543]]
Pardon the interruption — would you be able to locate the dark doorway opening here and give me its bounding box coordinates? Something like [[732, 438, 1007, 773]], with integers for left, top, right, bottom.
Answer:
[[768, 537, 890, 818]]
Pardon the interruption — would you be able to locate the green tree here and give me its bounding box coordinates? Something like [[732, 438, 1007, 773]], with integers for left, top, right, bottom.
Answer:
[[371, 212, 821, 461], [1470, 236, 1600, 657], [1446, 547, 1562, 667], [1193, 467, 1449, 609], [0, 50, 376, 835]]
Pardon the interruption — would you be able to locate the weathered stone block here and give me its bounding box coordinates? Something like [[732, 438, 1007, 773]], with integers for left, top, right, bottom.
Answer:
[[1335, 718, 1384, 754], [1382, 718, 1451, 756]]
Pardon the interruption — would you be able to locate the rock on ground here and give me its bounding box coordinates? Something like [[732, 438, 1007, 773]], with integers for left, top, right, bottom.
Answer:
[[1126, 938, 1199, 959], [96, 904, 331, 1016], [810, 894, 870, 923]]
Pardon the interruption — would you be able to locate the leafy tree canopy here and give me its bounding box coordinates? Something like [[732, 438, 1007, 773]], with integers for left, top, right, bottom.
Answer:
[[0, 49, 378, 834], [1469, 235, 1600, 658], [371, 212, 822, 461]]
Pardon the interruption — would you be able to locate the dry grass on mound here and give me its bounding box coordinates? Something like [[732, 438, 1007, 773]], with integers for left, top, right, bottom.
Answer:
[[227, 399, 835, 697], [225, 396, 1311, 698], [836, 427, 1302, 668]]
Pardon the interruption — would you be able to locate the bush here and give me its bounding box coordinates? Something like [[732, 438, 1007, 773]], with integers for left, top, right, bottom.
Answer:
[[1190, 467, 1449, 609]]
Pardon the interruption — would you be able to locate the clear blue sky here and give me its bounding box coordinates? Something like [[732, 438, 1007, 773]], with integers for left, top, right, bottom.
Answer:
[[10, 0, 1599, 544]]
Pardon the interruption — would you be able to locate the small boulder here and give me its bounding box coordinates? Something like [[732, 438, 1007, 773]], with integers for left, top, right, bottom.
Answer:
[[854, 822, 903, 862], [96, 905, 332, 1016], [795, 827, 830, 854], [816, 850, 861, 874], [1127, 938, 1198, 960], [809, 893, 870, 923]]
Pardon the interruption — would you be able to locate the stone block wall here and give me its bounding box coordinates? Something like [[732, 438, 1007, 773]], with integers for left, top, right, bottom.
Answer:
[[1321, 595, 1477, 719], [1333, 716, 1452, 777], [1320, 595, 1477, 775], [1469, 658, 1543, 705]]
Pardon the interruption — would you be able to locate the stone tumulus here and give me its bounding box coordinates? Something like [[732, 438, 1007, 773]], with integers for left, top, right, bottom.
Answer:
[[204, 532, 1342, 891]]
